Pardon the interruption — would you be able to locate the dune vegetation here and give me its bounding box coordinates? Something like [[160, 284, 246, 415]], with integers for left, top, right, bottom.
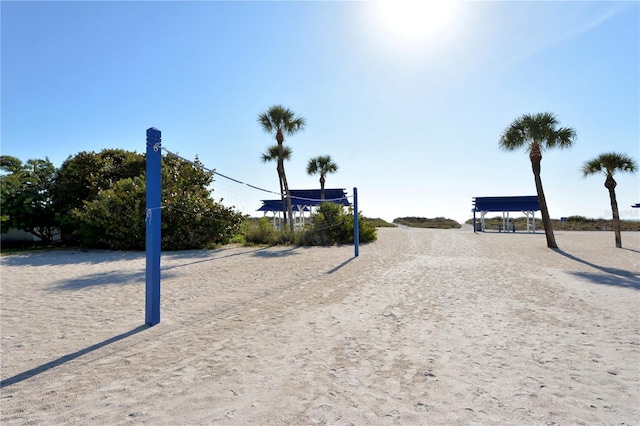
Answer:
[[465, 215, 640, 232]]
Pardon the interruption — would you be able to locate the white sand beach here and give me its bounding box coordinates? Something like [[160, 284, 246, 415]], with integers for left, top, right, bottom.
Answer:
[[1, 226, 639, 425]]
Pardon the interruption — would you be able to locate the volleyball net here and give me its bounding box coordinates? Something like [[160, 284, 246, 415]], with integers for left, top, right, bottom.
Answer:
[[158, 146, 278, 218], [157, 144, 354, 222], [144, 128, 359, 326]]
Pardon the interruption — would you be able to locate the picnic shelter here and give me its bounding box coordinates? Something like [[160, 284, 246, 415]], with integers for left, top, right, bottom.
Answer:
[[258, 188, 350, 228], [472, 196, 540, 233]]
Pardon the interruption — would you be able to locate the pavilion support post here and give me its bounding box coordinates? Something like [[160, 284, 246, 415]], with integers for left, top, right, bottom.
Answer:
[[473, 210, 477, 233], [532, 212, 536, 233]]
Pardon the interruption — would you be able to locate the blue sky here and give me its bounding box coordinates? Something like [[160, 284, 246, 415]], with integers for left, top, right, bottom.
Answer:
[[2, 0, 639, 224]]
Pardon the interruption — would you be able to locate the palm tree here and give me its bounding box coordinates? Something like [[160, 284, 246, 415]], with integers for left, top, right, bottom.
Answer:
[[499, 112, 576, 249], [261, 144, 292, 228], [306, 155, 338, 201], [258, 105, 306, 231], [582, 152, 638, 248]]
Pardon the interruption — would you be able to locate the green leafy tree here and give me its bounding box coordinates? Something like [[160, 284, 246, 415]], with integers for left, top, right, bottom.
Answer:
[[0, 155, 23, 227], [261, 144, 292, 227], [0, 155, 58, 243], [72, 154, 244, 250], [160, 155, 244, 250], [582, 152, 638, 248], [258, 105, 306, 232], [306, 155, 338, 201], [52, 149, 145, 242], [499, 112, 576, 249], [72, 177, 147, 250]]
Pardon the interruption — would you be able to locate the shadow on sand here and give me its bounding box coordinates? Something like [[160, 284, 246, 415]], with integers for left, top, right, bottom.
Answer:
[[326, 257, 356, 274], [621, 247, 640, 254], [251, 246, 302, 258], [553, 248, 640, 291], [0, 325, 149, 388], [0, 249, 145, 267]]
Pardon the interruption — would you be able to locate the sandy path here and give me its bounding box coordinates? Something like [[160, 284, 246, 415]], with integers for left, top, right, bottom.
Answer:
[[1, 227, 639, 425]]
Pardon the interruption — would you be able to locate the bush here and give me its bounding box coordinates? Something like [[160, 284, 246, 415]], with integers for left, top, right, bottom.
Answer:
[[364, 217, 396, 227], [393, 216, 461, 229], [241, 204, 378, 247], [71, 155, 245, 250], [566, 215, 589, 222], [73, 177, 146, 250], [244, 217, 278, 245], [299, 203, 377, 246]]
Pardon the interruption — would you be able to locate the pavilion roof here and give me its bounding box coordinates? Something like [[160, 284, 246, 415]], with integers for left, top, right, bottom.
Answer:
[[257, 188, 350, 212], [473, 196, 540, 212]]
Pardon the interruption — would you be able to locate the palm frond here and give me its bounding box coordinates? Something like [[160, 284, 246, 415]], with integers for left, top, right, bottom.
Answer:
[[284, 117, 306, 135], [306, 159, 318, 174], [261, 144, 291, 163], [499, 120, 527, 151], [258, 113, 274, 133], [499, 112, 576, 152], [548, 127, 576, 149], [583, 152, 638, 177], [581, 158, 605, 176], [307, 155, 338, 176], [258, 105, 305, 139]]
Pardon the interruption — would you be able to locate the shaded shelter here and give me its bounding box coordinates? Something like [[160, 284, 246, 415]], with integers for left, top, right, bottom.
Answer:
[[258, 188, 350, 228], [472, 196, 540, 233]]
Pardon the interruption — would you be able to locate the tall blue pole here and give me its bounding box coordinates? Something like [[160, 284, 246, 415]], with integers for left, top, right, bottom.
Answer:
[[353, 187, 359, 257], [146, 128, 162, 326]]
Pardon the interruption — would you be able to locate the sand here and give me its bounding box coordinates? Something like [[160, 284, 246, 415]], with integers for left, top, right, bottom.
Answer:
[[1, 226, 639, 425]]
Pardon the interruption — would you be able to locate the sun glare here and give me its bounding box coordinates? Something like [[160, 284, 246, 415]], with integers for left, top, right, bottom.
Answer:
[[375, 0, 459, 43]]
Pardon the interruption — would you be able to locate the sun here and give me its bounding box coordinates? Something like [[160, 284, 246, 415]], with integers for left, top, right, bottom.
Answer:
[[374, 0, 459, 43]]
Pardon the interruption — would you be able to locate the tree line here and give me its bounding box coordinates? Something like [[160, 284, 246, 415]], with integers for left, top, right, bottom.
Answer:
[[5, 108, 634, 251], [0, 104, 372, 250], [0, 149, 244, 250]]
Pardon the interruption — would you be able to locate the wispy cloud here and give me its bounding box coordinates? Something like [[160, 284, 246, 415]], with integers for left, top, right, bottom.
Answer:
[[499, 2, 633, 70]]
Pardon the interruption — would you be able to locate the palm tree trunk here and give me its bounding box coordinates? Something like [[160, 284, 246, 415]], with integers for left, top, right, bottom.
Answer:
[[275, 133, 291, 230], [276, 161, 288, 229], [605, 175, 622, 248], [281, 171, 294, 232], [277, 169, 286, 230], [320, 175, 326, 201], [531, 156, 558, 249]]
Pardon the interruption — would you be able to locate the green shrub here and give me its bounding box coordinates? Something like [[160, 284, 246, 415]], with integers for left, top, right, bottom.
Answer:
[[299, 203, 377, 246], [464, 216, 640, 231], [393, 216, 461, 229], [566, 215, 589, 222], [243, 217, 278, 245], [240, 204, 378, 247], [72, 177, 146, 250], [364, 217, 397, 227]]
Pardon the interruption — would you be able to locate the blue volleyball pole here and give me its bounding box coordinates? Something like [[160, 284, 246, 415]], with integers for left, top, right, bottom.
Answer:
[[145, 128, 162, 326], [353, 187, 359, 257]]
